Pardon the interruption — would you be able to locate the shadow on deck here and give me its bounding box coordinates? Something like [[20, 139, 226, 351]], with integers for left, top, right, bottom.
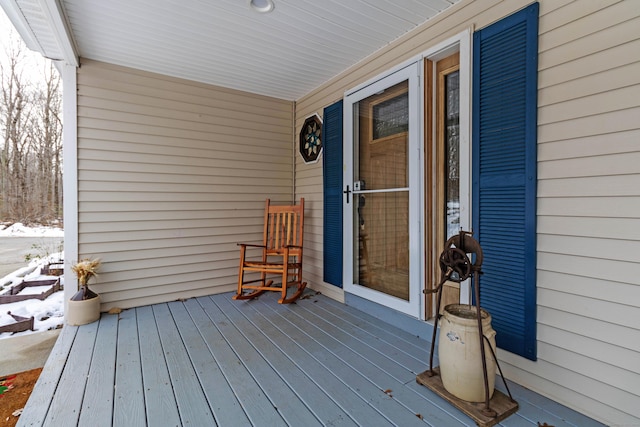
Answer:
[[18, 291, 605, 426]]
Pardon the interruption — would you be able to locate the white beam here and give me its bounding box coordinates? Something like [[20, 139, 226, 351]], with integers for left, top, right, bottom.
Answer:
[[38, 0, 78, 66], [61, 62, 78, 314]]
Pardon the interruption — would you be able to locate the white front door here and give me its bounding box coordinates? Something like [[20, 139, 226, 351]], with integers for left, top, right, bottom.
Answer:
[[343, 63, 422, 317]]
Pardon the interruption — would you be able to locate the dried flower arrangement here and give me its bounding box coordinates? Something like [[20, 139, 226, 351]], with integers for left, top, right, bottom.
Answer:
[[70, 258, 101, 301]]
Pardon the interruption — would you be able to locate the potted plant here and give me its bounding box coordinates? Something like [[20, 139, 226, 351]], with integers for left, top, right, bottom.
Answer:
[[66, 258, 102, 325]]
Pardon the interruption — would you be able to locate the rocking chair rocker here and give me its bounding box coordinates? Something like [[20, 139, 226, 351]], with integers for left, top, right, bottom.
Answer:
[[234, 198, 307, 304]]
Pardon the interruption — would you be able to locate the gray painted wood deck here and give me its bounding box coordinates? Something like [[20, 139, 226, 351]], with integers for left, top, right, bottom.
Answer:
[[17, 292, 604, 427]]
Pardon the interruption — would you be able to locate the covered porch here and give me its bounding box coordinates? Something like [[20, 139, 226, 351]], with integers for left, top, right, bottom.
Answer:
[[19, 292, 603, 427]]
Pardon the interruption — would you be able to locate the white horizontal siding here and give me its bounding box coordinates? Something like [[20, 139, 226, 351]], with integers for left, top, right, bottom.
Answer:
[[294, 0, 640, 425], [77, 59, 294, 310], [533, 0, 640, 424]]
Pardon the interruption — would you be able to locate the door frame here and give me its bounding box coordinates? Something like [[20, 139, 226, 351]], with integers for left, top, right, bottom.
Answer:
[[342, 61, 423, 317], [339, 29, 472, 321], [423, 30, 473, 317]]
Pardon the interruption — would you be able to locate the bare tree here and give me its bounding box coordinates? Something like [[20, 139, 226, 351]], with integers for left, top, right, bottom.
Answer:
[[0, 31, 62, 224], [32, 63, 63, 219]]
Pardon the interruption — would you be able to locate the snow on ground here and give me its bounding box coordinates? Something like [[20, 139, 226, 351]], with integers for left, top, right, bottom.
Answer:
[[0, 279, 65, 339], [0, 222, 64, 237], [1, 224, 65, 339]]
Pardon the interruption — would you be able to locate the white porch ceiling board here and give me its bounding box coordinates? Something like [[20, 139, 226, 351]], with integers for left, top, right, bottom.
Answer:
[[60, 0, 458, 100]]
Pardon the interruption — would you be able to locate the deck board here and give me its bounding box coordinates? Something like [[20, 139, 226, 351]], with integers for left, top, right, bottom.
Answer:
[[322, 297, 445, 369], [180, 298, 252, 426], [137, 305, 182, 427], [17, 325, 78, 427], [238, 294, 398, 426], [113, 306, 146, 426], [45, 321, 98, 426], [78, 314, 117, 427], [297, 297, 429, 375], [319, 295, 430, 358], [203, 295, 323, 427], [189, 297, 285, 426], [17, 291, 607, 427], [154, 303, 218, 425], [260, 297, 466, 426], [199, 295, 294, 426], [494, 380, 605, 427], [273, 300, 422, 385], [167, 300, 241, 424], [213, 294, 359, 426], [252, 296, 466, 427]]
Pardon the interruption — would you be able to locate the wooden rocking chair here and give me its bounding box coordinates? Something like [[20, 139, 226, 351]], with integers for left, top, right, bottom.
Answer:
[[233, 198, 307, 304]]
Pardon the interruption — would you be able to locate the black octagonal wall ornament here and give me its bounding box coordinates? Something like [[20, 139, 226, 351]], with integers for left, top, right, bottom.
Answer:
[[299, 114, 323, 164]]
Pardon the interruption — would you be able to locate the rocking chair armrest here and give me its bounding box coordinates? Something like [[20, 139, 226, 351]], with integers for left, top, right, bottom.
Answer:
[[237, 243, 267, 248]]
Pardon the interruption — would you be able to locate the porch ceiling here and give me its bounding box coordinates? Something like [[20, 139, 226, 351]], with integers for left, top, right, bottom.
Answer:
[[2, 0, 460, 100]]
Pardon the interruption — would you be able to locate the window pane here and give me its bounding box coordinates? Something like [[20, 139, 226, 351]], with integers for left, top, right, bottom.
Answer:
[[352, 80, 410, 300], [357, 81, 409, 191], [445, 71, 460, 239], [373, 93, 409, 139], [356, 191, 409, 300]]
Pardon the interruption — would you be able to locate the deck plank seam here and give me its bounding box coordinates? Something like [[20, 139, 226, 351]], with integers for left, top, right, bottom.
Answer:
[[185, 297, 271, 426], [77, 314, 118, 427], [297, 300, 429, 373], [113, 307, 147, 426], [163, 302, 216, 426], [16, 325, 79, 427], [171, 300, 227, 427], [77, 323, 98, 425], [136, 305, 183, 427], [220, 295, 383, 427], [250, 296, 469, 426], [18, 291, 606, 427], [196, 296, 291, 426], [133, 307, 150, 427], [241, 296, 419, 427], [153, 303, 217, 426], [265, 296, 479, 426], [312, 296, 429, 355], [320, 296, 430, 351], [319, 295, 605, 426], [492, 379, 595, 427], [244, 297, 420, 426], [134, 307, 153, 427], [217, 298, 345, 422], [210, 295, 339, 426], [179, 299, 254, 426], [275, 298, 422, 385], [45, 320, 100, 426], [308, 297, 530, 425]]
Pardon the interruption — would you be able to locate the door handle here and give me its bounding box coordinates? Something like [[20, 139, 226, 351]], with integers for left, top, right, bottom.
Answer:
[[343, 185, 351, 204]]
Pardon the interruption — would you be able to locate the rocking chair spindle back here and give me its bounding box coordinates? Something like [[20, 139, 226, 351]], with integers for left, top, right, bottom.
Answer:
[[234, 198, 307, 304]]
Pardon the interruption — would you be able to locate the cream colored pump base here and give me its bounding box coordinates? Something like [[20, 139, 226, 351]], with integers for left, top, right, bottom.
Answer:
[[438, 304, 497, 402]]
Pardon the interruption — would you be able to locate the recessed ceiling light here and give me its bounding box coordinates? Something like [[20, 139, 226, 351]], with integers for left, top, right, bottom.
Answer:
[[249, 0, 274, 13]]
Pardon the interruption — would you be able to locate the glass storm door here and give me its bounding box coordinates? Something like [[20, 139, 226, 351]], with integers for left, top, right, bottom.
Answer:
[[343, 63, 421, 316]]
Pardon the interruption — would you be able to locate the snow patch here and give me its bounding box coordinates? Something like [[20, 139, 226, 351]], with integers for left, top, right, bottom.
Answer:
[[1, 224, 66, 339], [0, 222, 64, 237]]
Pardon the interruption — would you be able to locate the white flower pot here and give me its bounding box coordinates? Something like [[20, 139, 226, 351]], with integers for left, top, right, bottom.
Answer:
[[66, 295, 101, 326], [438, 304, 497, 402]]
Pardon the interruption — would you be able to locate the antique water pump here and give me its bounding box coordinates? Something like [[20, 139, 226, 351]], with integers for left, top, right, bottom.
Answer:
[[422, 230, 515, 420]]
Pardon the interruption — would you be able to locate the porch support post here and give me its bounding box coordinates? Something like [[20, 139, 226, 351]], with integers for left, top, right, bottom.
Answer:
[[61, 62, 78, 315]]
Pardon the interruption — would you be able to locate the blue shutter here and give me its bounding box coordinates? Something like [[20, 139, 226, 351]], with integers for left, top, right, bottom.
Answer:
[[472, 3, 538, 360], [323, 101, 343, 287]]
